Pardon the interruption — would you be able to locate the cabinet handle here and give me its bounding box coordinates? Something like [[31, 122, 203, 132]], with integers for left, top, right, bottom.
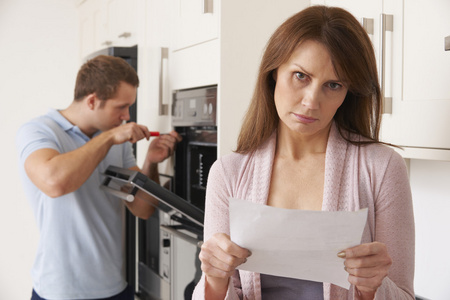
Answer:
[[380, 14, 393, 114], [102, 41, 113, 46], [159, 47, 169, 116], [362, 18, 374, 35], [202, 0, 213, 14], [445, 36, 450, 51], [118, 32, 131, 38]]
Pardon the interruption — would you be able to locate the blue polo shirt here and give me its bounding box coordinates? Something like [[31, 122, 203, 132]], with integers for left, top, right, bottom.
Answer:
[[16, 109, 136, 299]]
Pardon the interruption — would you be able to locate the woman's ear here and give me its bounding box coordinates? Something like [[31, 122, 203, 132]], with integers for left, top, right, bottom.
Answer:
[[272, 69, 278, 82]]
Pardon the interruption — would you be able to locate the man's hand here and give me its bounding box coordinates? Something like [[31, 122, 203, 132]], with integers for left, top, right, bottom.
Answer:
[[107, 122, 151, 144], [145, 131, 182, 164], [127, 131, 182, 219]]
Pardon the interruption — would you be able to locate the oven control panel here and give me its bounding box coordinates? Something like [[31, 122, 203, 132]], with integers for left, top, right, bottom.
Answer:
[[172, 85, 217, 127]]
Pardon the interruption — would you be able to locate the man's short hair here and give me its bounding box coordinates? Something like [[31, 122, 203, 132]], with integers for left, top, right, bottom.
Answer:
[[74, 55, 139, 101]]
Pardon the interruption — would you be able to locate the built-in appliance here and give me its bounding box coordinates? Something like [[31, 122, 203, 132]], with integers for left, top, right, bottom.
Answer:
[[172, 85, 217, 212], [101, 164, 204, 300], [171, 85, 217, 299], [133, 85, 217, 300]]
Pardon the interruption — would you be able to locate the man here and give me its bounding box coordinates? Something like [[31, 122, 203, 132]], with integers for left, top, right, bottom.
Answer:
[[16, 55, 182, 300]]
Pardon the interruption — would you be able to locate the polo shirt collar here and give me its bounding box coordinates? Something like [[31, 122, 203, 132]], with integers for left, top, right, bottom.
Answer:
[[47, 108, 101, 140]]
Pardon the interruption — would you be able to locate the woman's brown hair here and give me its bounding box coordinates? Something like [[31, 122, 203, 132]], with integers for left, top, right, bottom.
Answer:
[[74, 55, 139, 101], [236, 5, 382, 154]]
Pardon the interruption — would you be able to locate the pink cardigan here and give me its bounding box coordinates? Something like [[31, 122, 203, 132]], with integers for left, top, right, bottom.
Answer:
[[193, 123, 415, 299]]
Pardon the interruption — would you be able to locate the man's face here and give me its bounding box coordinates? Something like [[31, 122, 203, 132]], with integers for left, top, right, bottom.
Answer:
[[94, 81, 137, 132]]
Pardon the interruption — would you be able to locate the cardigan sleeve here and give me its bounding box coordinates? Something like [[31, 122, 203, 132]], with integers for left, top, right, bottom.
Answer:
[[192, 157, 245, 300], [371, 150, 415, 299]]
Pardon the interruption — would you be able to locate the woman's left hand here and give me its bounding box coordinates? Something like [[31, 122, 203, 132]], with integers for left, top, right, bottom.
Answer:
[[339, 241, 392, 299]]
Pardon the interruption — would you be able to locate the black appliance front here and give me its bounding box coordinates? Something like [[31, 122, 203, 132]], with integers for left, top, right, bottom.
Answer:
[[172, 85, 217, 212], [137, 85, 217, 300], [174, 127, 217, 212]]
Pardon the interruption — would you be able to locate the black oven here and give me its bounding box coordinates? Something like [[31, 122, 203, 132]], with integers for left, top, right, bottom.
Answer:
[[133, 85, 217, 300], [173, 85, 217, 213]]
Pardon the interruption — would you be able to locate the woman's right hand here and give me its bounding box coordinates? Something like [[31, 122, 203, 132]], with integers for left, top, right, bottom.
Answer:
[[199, 233, 251, 297]]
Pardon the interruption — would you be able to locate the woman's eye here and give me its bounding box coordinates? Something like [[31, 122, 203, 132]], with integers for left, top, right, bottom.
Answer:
[[328, 82, 342, 90], [295, 72, 306, 80]]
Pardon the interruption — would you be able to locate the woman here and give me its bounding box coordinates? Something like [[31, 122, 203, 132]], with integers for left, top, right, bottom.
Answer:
[[193, 5, 414, 300]]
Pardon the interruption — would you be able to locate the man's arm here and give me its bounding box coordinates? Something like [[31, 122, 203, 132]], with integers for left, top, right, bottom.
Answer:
[[24, 122, 151, 198]]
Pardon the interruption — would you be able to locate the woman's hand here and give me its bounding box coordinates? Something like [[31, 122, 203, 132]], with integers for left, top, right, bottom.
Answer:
[[338, 241, 392, 299], [199, 233, 251, 298]]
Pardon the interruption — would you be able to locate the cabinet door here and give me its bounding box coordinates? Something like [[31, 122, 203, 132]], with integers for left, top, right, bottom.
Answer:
[[172, 0, 219, 50], [381, 0, 450, 152], [105, 0, 138, 47], [135, 0, 174, 170], [79, 0, 106, 58], [79, 2, 95, 58]]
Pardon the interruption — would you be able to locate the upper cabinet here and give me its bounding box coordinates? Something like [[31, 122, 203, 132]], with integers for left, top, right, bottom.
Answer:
[[104, 0, 138, 47], [78, 0, 105, 58], [169, 0, 221, 91], [78, 0, 138, 59], [384, 0, 450, 160], [314, 0, 450, 160], [172, 0, 219, 51]]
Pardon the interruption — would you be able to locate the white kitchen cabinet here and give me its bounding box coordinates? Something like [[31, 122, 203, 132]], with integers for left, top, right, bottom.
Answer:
[[104, 0, 138, 48], [382, 0, 450, 159], [170, 0, 311, 156], [77, 0, 138, 59], [172, 0, 219, 51], [315, 0, 450, 160], [78, 0, 106, 59], [135, 0, 174, 174]]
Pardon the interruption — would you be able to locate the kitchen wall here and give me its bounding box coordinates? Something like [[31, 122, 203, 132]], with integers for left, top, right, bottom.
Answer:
[[0, 0, 79, 299], [1, 1, 449, 300]]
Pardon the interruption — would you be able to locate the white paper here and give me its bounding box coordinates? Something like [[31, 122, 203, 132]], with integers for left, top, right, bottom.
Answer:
[[229, 198, 368, 289]]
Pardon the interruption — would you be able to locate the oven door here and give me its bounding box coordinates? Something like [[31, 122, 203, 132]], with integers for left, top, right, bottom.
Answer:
[[100, 165, 203, 300], [100, 165, 204, 227]]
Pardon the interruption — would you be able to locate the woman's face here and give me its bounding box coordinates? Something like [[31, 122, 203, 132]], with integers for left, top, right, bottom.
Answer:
[[273, 39, 348, 139]]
